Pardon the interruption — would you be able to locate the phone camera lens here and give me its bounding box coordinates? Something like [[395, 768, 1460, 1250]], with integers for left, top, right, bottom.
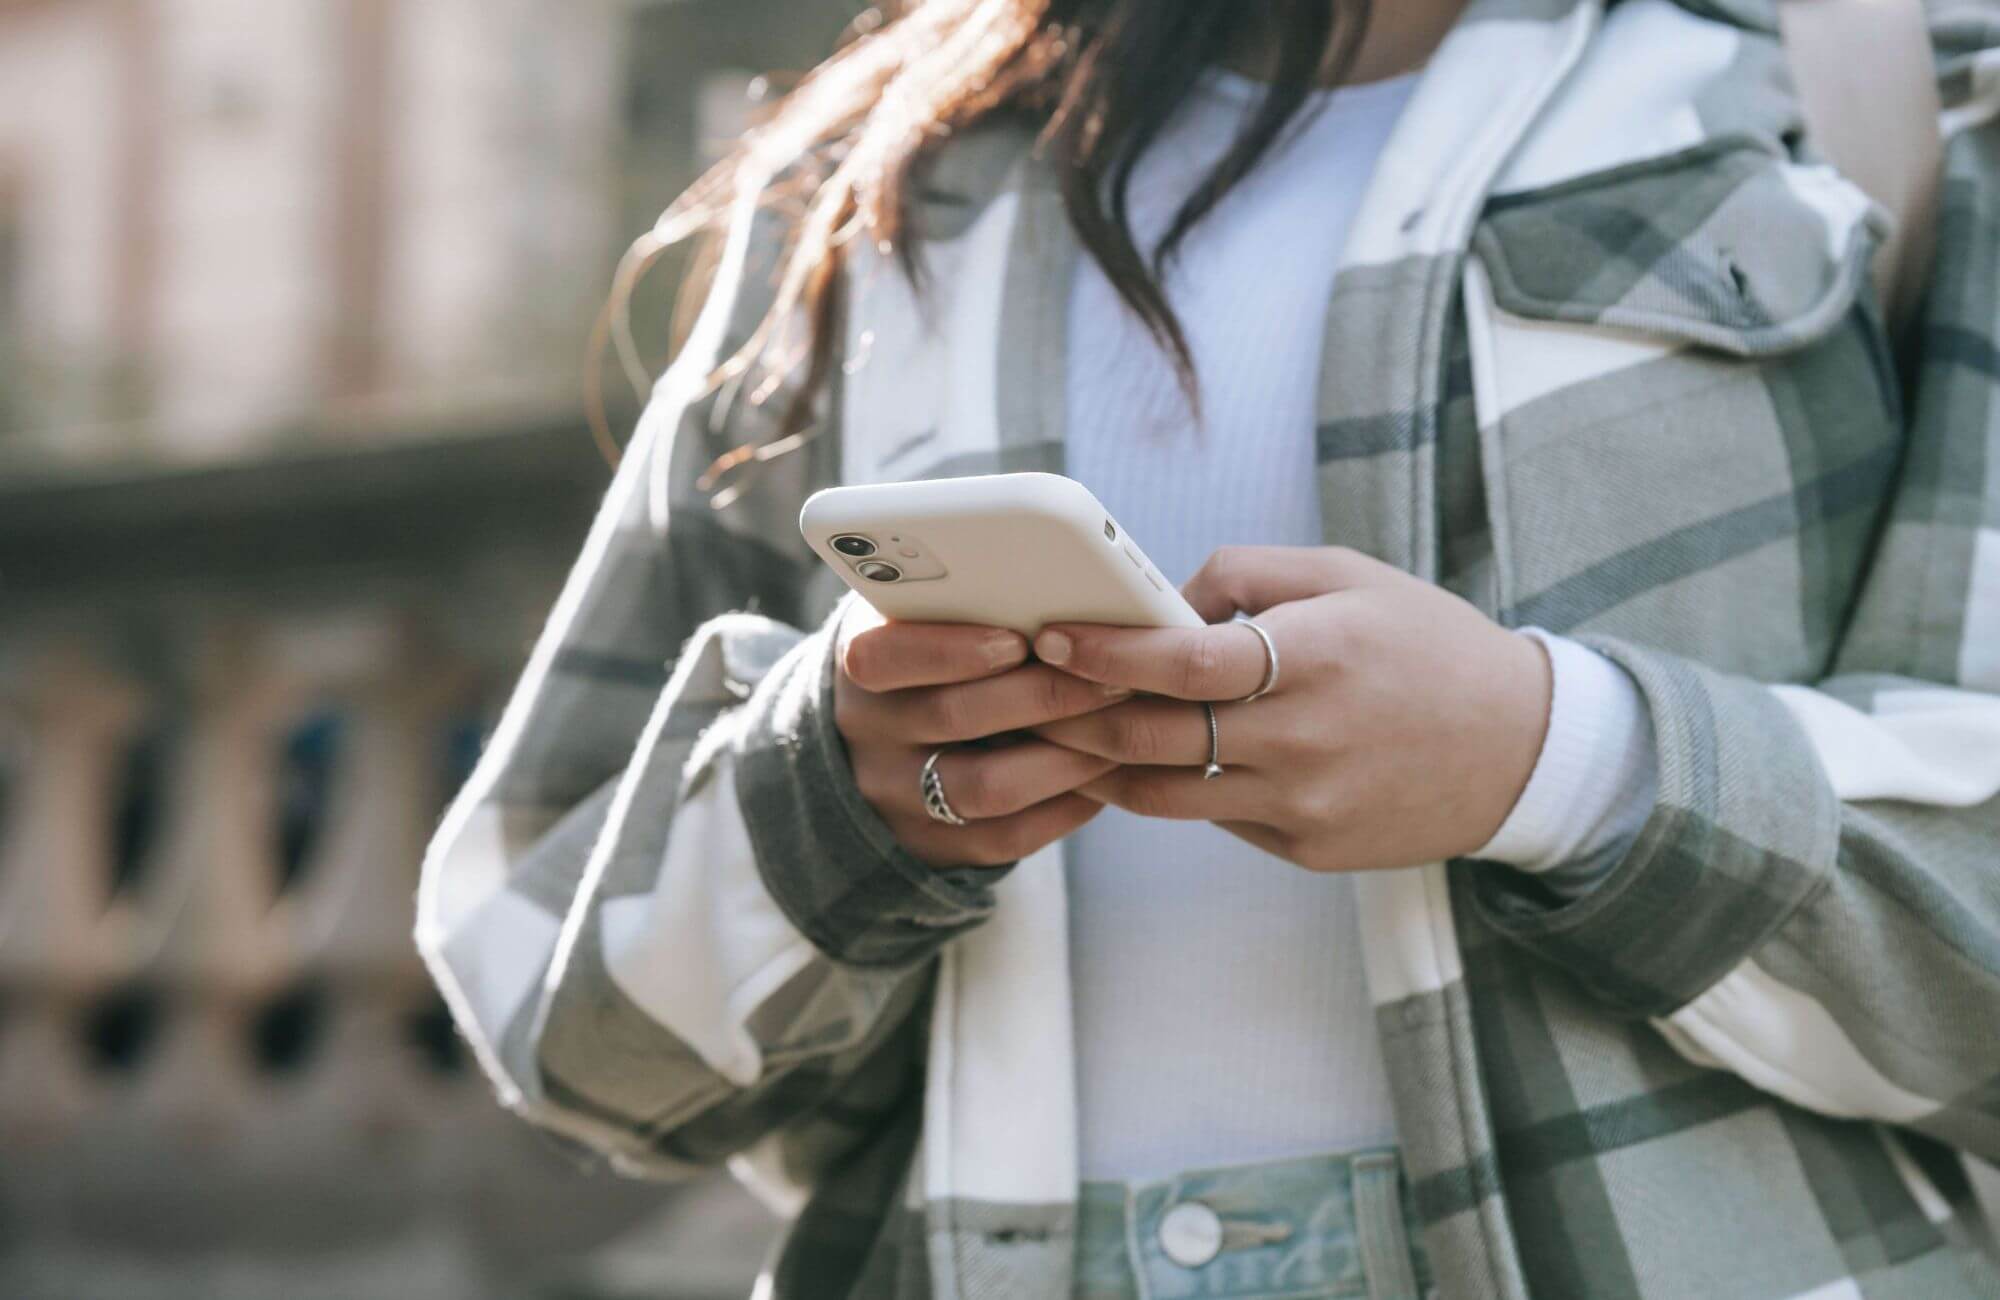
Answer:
[[857, 560, 902, 583], [831, 534, 876, 558]]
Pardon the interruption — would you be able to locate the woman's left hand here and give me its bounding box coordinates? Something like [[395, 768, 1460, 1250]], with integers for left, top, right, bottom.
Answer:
[[1031, 546, 1553, 874]]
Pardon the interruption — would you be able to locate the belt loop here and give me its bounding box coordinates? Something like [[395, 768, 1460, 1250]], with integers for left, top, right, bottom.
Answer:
[[1353, 1152, 1422, 1300]]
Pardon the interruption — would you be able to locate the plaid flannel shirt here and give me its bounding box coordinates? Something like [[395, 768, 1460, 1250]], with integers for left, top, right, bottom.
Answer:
[[416, 0, 2000, 1294]]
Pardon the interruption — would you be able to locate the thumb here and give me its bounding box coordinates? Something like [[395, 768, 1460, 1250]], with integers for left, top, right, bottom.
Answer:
[[1182, 546, 1391, 621]]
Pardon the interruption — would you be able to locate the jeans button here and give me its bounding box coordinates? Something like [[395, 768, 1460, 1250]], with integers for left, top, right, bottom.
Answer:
[[1158, 1201, 1224, 1268]]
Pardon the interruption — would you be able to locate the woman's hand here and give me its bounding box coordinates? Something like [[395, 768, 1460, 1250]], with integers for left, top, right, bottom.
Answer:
[[1031, 546, 1553, 874], [834, 602, 1128, 868]]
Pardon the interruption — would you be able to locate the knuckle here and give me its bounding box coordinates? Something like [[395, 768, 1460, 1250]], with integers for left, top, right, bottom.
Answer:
[[1343, 609, 1394, 664], [1306, 615, 1354, 670], [1036, 668, 1084, 720], [1107, 711, 1161, 763], [1257, 725, 1297, 763], [1285, 783, 1342, 828], [1183, 556, 1223, 603], [1174, 636, 1225, 698], [948, 759, 1001, 818], [924, 687, 972, 741], [1269, 716, 1319, 759], [1205, 546, 1250, 579]]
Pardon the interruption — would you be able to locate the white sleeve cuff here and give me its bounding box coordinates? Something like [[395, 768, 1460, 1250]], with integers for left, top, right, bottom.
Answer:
[[1474, 629, 1658, 876]]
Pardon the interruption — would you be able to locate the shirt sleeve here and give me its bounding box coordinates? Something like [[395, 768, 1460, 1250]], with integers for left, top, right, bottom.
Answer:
[[1464, 12, 2000, 1155], [1472, 629, 1658, 889], [414, 167, 963, 1191]]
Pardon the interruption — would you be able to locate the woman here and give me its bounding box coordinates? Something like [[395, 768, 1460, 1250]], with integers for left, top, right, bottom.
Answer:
[[417, 0, 2000, 1295]]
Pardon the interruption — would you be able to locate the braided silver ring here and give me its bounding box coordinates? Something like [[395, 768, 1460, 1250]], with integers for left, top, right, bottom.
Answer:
[[1235, 618, 1281, 704], [1203, 703, 1224, 780], [920, 749, 968, 826]]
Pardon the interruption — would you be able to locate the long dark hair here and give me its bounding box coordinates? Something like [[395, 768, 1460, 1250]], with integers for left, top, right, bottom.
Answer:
[[588, 0, 1371, 496]]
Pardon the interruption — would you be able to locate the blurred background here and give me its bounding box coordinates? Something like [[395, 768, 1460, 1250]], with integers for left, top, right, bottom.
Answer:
[[0, 1, 860, 1296], [8, 4, 1999, 1299]]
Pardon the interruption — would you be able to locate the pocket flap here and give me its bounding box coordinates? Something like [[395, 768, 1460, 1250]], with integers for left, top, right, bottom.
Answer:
[[1471, 136, 1888, 358]]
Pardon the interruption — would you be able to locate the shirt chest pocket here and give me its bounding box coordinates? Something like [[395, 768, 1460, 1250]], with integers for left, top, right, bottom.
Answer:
[[1463, 136, 1904, 681]]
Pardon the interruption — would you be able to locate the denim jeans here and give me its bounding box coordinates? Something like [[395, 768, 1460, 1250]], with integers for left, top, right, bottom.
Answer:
[[1072, 1147, 1433, 1300]]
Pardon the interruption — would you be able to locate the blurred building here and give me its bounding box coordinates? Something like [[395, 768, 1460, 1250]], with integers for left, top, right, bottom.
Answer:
[[0, 1, 858, 1297]]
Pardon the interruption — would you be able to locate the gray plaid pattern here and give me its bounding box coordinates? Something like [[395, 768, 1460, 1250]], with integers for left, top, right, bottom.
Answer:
[[1473, 136, 1887, 355], [418, 0, 2000, 1295]]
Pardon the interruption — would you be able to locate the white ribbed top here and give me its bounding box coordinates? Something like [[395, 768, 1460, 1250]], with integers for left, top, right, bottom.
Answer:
[[1063, 68, 1420, 1180]]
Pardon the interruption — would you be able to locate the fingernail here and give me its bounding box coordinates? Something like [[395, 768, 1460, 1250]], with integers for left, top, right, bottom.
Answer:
[[982, 633, 1026, 668], [1037, 630, 1072, 665]]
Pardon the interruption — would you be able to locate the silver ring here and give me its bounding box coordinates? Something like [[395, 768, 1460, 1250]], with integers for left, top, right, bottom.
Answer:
[[1203, 703, 1223, 780], [920, 749, 968, 826], [1235, 618, 1280, 704]]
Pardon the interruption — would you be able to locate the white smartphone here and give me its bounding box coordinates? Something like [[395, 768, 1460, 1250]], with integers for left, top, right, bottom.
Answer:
[[799, 472, 1203, 635]]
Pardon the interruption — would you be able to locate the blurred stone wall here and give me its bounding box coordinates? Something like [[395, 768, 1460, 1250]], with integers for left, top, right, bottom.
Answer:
[[0, 1, 858, 1296]]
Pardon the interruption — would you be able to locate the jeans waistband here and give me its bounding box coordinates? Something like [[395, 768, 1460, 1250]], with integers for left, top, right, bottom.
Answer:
[[1073, 1146, 1432, 1300]]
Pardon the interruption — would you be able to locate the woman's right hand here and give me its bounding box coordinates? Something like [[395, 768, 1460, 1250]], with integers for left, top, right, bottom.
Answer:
[[834, 602, 1127, 868]]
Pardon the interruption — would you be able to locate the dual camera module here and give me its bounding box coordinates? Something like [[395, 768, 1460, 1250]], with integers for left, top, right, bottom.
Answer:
[[831, 534, 901, 583]]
